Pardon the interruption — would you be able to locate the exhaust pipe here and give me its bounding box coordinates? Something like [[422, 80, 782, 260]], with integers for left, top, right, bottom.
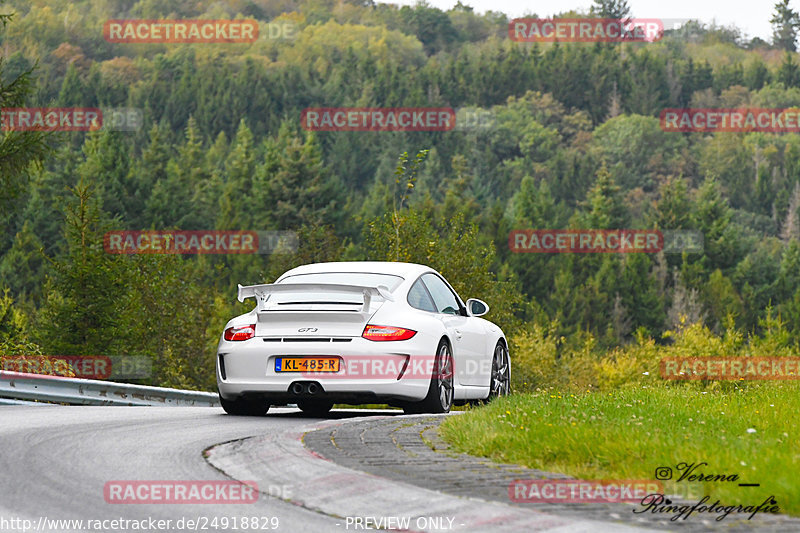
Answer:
[[290, 381, 323, 395]]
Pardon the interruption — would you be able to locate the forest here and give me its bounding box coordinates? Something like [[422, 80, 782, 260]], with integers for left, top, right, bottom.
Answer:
[[4, 0, 800, 392]]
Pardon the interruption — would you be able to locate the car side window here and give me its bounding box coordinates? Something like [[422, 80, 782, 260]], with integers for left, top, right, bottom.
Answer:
[[407, 278, 437, 313], [421, 274, 461, 316]]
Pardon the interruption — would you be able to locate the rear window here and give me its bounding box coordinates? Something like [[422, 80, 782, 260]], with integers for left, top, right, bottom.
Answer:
[[407, 279, 436, 312], [278, 272, 404, 291]]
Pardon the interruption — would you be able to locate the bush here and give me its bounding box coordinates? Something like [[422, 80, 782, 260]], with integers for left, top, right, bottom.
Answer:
[[509, 312, 800, 394]]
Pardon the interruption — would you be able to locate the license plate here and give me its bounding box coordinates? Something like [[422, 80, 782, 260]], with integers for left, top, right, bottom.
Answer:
[[275, 357, 340, 372]]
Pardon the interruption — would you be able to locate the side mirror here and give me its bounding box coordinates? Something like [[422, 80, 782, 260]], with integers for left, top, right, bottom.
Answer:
[[466, 298, 489, 317]]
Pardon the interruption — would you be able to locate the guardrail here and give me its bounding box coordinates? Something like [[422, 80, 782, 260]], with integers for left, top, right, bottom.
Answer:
[[0, 371, 220, 407], [0, 397, 42, 406]]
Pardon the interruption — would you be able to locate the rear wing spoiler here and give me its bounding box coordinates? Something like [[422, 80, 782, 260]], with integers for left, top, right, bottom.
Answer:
[[237, 283, 395, 313]]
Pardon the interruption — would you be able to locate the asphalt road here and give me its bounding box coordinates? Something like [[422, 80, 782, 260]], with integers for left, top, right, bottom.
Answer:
[[0, 405, 359, 533], [0, 405, 662, 533], [30, 405, 793, 533]]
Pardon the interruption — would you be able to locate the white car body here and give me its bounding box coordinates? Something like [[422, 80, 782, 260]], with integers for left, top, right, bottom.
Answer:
[[216, 261, 508, 412]]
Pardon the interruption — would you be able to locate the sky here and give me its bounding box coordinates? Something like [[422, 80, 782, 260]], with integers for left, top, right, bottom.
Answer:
[[375, 0, 788, 42]]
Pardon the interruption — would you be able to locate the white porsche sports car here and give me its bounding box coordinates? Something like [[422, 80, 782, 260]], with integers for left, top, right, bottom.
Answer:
[[216, 261, 510, 415]]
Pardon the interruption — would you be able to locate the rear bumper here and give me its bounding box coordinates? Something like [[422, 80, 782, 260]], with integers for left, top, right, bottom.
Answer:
[[216, 336, 434, 403]]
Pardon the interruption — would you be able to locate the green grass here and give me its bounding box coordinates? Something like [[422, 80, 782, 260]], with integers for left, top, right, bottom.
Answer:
[[440, 384, 800, 515]]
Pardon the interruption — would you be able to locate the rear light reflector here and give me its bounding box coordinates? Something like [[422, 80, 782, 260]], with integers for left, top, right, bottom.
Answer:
[[224, 324, 255, 341], [362, 324, 417, 341]]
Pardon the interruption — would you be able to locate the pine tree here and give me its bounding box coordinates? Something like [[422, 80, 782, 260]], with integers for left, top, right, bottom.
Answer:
[[606, 82, 622, 120], [653, 176, 691, 229], [511, 175, 565, 228], [691, 177, 743, 279], [618, 253, 665, 335], [57, 63, 86, 106], [777, 51, 800, 87], [35, 179, 125, 355], [0, 288, 42, 355], [172, 117, 210, 229], [771, 0, 800, 51], [744, 59, 770, 90], [137, 123, 173, 228], [192, 131, 229, 230], [666, 268, 705, 330], [217, 120, 256, 230], [583, 162, 629, 229], [261, 126, 344, 230], [702, 269, 743, 331], [79, 130, 133, 224], [440, 154, 480, 220], [0, 7, 49, 210], [591, 0, 631, 20], [780, 181, 800, 242], [18, 147, 83, 257], [777, 238, 800, 301], [0, 221, 46, 299]]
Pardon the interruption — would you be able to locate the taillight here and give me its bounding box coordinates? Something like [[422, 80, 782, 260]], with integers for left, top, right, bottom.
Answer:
[[224, 324, 255, 341], [362, 324, 417, 341]]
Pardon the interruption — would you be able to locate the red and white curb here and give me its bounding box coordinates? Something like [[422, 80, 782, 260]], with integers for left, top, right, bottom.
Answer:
[[205, 413, 657, 532]]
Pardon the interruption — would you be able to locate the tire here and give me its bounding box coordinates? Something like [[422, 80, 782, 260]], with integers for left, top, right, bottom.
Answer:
[[404, 339, 454, 414], [401, 401, 422, 414], [219, 394, 269, 416], [297, 399, 334, 416], [488, 341, 511, 399]]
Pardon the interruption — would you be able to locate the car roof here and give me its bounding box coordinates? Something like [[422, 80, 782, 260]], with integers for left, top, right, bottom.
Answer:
[[277, 261, 435, 280]]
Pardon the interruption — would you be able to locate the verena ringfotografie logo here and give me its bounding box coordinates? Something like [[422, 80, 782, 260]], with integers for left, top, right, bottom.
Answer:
[[103, 19, 258, 43], [661, 357, 800, 380], [661, 108, 800, 132], [509, 18, 664, 42], [509, 479, 662, 503], [301, 108, 456, 132], [103, 231, 298, 254], [104, 481, 258, 504], [509, 230, 703, 254], [637, 462, 779, 522]]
